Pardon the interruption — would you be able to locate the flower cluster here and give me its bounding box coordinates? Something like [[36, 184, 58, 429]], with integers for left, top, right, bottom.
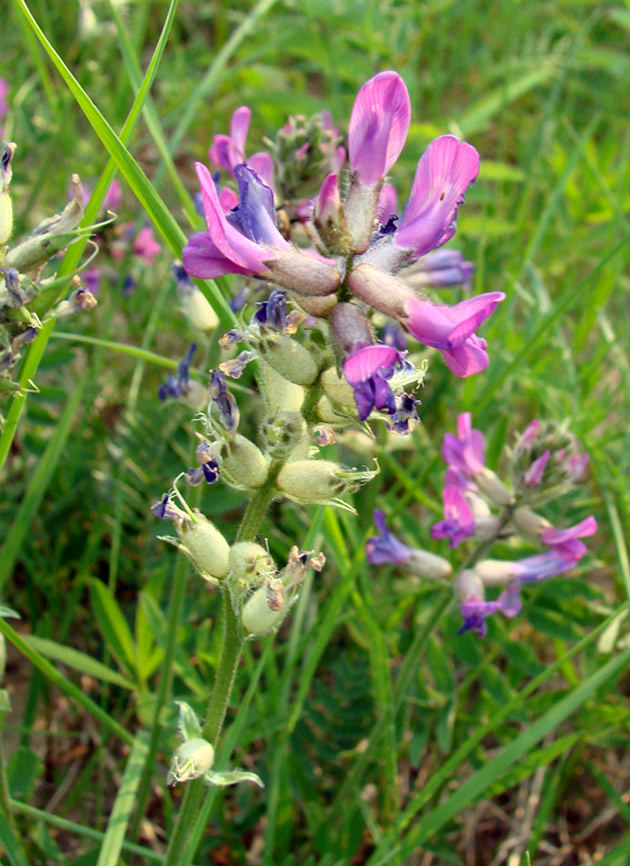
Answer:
[[366, 413, 597, 637], [182, 71, 505, 425]]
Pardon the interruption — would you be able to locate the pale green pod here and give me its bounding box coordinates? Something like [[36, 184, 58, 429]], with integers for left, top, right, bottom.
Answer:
[[179, 512, 230, 580], [221, 434, 269, 490], [259, 334, 319, 386], [242, 585, 285, 635], [259, 360, 304, 414], [168, 738, 215, 784], [228, 542, 275, 586], [276, 460, 347, 503], [320, 367, 356, 408]]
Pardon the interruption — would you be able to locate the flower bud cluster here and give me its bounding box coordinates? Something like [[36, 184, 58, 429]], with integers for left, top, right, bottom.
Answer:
[[366, 412, 597, 639]]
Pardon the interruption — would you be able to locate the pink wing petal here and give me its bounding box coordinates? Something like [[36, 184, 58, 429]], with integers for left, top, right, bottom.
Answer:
[[343, 345, 399, 384]]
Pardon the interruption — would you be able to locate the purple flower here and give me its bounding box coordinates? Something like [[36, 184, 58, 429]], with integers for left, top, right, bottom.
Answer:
[[343, 344, 401, 421], [388, 392, 420, 435], [208, 369, 239, 432], [253, 289, 288, 331], [366, 509, 415, 565], [0, 79, 9, 122], [523, 449, 551, 486], [395, 135, 480, 259], [103, 179, 122, 212], [184, 162, 286, 279], [457, 570, 522, 638], [404, 291, 505, 377], [431, 486, 476, 548], [134, 226, 162, 264], [403, 248, 475, 289], [158, 344, 197, 402], [209, 106, 276, 190], [184, 163, 339, 296], [348, 71, 411, 186], [442, 412, 486, 478], [541, 515, 597, 561]]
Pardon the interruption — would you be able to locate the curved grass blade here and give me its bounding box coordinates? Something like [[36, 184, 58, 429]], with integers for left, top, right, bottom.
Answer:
[[96, 734, 148, 866]]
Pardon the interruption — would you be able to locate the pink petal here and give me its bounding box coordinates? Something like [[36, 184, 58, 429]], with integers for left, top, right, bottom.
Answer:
[[230, 106, 251, 160], [440, 292, 505, 347], [348, 71, 411, 186], [182, 232, 252, 279], [343, 345, 399, 385], [248, 152, 275, 190], [440, 335, 489, 377], [542, 516, 598, 546]]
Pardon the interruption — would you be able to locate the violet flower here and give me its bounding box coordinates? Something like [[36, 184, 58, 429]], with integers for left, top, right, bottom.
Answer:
[[431, 486, 476, 548], [158, 344, 197, 402], [209, 106, 275, 189], [395, 135, 480, 259], [366, 509, 414, 565], [403, 291, 505, 377], [459, 585, 522, 637], [103, 179, 122, 212], [402, 248, 475, 290], [134, 226, 162, 265], [343, 344, 401, 420], [442, 412, 486, 478], [541, 515, 598, 561], [183, 163, 339, 296]]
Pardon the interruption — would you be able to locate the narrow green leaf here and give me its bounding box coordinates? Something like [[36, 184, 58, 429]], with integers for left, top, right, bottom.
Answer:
[[371, 647, 630, 863], [0, 819, 29, 866], [89, 580, 138, 680], [96, 735, 148, 866], [0, 375, 87, 591], [12, 0, 235, 329], [0, 617, 134, 746], [458, 66, 555, 135], [23, 635, 135, 690]]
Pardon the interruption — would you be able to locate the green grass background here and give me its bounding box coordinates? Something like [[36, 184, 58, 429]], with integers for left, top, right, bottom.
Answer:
[[0, 0, 629, 864]]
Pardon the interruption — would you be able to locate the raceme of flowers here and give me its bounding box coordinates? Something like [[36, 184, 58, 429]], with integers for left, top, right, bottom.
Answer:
[[182, 71, 506, 423], [366, 413, 597, 637]]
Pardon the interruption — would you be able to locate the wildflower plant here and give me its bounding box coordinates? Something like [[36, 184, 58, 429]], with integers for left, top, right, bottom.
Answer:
[[146, 70, 539, 861]]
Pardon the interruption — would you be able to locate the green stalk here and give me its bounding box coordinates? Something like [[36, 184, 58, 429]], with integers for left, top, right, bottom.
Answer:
[[0, 711, 20, 844], [162, 595, 243, 865], [128, 554, 190, 842]]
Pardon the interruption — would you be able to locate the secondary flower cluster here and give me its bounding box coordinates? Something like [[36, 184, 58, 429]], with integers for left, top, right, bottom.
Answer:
[[366, 413, 597, 637], [182, 71, 505, 425]]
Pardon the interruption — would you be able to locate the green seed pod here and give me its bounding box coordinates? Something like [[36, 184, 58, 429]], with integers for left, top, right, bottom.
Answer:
[[229, 542, 275, 587], [179, 512, 230, 581], [242, 585, 285, 635], [259, 360, 304, 414], [320, 367, 356, 409], [168, 738, 215, 784], [259, 333, 320, 385], [277, 460, 357, 503], [220, 434, 269, 490], [260, 410, 308, 458]]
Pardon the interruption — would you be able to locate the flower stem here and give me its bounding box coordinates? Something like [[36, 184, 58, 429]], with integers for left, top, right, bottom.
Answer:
[[162, 592, 243, 865]]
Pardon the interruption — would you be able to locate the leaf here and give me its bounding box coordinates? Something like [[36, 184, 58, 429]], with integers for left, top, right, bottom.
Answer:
[[96, 735, 148, 866], [89, 580, 138, 680], [204, 769, 265, 788], [175, 701, 202, 741], [7, 746, 44, 801], [0, 819, 29, 866], [0, 605, 20, 619], [23, 635, 135, 690]]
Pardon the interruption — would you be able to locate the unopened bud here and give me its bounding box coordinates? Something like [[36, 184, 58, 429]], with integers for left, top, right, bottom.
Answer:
[[179, 286, 219, 331], [168, 738, 215, 784], [474, 559, 517, 586], [348, 263, 414, 320], [221, 434, 269, 490], [407, 549, 452, 580], [474, 467, 514, 507], [513, 507, 551, 537], [456, 569, 484, 602], [260, 410, 307, 458], [320, 367, 356, 409], [343, 174, 382, 254], [329, 302, 373, 358], [0, 143, 16, 245], [179, 512, 230, 580], [292, 293, 338, 318], [312, 173, 352, 255]]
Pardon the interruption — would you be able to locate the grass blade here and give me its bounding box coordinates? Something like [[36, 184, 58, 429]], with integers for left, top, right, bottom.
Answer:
[[96, 734, 148, 866]]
